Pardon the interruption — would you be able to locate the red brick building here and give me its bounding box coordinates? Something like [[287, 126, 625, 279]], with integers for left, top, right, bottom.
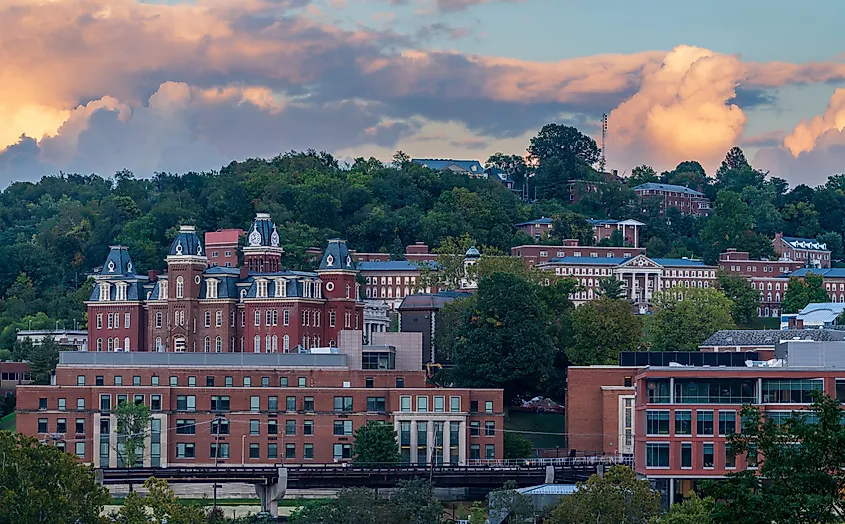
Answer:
[[718, 249, 802, 317], [773, 233, 831, 268], [1, 361, 32, 396], [565, 366, 638, 456], [17, 348, 504, 467], [86, 214, 364, 354], [511, 243, 645, 267], [205, 229, 243, 268], [634, 183, 711, 217], [515, 218, 553, 240], [587, 219, 644, 247]]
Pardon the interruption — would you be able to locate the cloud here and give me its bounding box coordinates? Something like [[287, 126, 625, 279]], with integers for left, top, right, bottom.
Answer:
[[435, 0, 524, 12], [606, 45, 748, 172]]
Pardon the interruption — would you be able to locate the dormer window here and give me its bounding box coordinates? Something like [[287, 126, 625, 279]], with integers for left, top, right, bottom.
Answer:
[[107, 261, 116, 273], [257, 280, 268, 298], [326, 254, 334, 267], [206, 279, 219, 299], [275, 278, 286, 298], [316, 282, 322, 299], [115, 282, 128, 301], [159, 281, 168, 300], [99, 283, 111, 301]]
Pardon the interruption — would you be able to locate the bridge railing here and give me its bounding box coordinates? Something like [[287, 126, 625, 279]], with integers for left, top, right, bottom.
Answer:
[[466, 456, 634, 467]]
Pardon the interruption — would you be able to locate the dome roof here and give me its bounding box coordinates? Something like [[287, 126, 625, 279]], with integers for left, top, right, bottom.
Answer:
[[168, 225, 204, 257], [246, 212, 280, 249], [465, 246, 481, 259], [319, 239, 356, 271], [101, 246, 135, 276]]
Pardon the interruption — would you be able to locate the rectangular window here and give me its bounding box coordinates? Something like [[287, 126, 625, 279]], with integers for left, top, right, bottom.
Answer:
[[151, 376, 159, 386], [285, 443, 295, 459], [396, 377, 404, 388], [680, 442, 692, 468], [366, 397, 386, 412], [250, 396, 260, 411], [170, 376, 178, 386], [176, 419, 196, 435], [211, 396, 230, 412], [450, 396, 461, 412], [243, 377, 251, 387], [304, 397, 314, 412], [298, 377, 307, 388], [646, 410, 670, 436], [304, 420, 314, 435], [211, 419, 230, 435], [646, 379, 671, 403], [287, 396, 297, 412], [114, 376, 123, 386], [150, 395, 161, 411], [77, 375, 85, 386], [268, 396, 278, 412], [176, 443, 196, 458], [434, 396, 445, 413], [96, 376, 104, 386], [280, 377, 289, 387], [485, 421, 495, 436], [470, 421, 480, 436], [725, 444, 736, 469], [76, 418, 85, 434], [470, 401, 478, 413], [485, 444, 495, 459], [304, 443, 314, 459], [334, 420, 353, 436], [206, 376, 215, 387], [77, 398, 85, 411], [268, 420, 277, 435], [37, 418, 48, 433], [58, 398, 66, 411], [57, 419, 67, 433], [674, 379, 757, 404], [696, 411, 714, 436], [188, 376, 196, 387], [703, 443, 714, 468], [99, 395, 111, 411], [470, 444, 480, 460], [485, 401, 494, 413], [249, 444, 260, 459], [762, 379, 824, 404], [211, 443, 230, 459], [268, 443, 278, 459], [416, 396, 428, 412], [250, 419, 260, 436], [261, 376, 270, 388], [400, 396, 412, 412], [333, 443, 352, 460], [75, 442, 85, 458], [718, 411, 736, 436], [283, 419, 295, 436], [334, 396, 353, 412], [646, 442, 670, 468], [132, 376, 141, 386], [674, 411, 692, 435]]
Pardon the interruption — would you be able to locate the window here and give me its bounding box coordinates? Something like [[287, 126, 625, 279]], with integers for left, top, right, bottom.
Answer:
[[696, 411, 714, 436], [286, 420, 296, 436], [283, 310, 290, 326], [76, 374, 86, 386], [718, 411, 736, 436], [646, 411, 670, 435], [99, 395, 111, 411], [151, 376, 159, 386], [77, 398, 85, 411], [329, 311, 336, 327], [187, 376, 196, 387], [304, 420, 314, 435], [57, 419, 67, 433], [396, 377, 405, 388], [250, 419, 260, 436], [333, 443, 352, 460], [703, 443, 714, 468], [177, 395, 196, 411], [334, 420, 353, 436], [96, 376, 104, 386], [75, 442, 85, 458], [249, 443, 260, 459], [204, 311, 211, 328], [176, 420, 196, 434], [211, 443, 230, 459], [674, 379, 757, 404], [225, 376, 233, 387], [250, 396, 260, 411], [450, 397, 461, 412], [170, 376, 178, 386], [762, 379, 824, 403], [470, 401, 478, 413], [151, 395, 161, 411], [485, 444, 495, 459], [261, 376, 270, 388], [485, 421, 495, 436], [674, 411, 692, 435], [304, 397, 314, 412], [279, 377, 289, 387], [334, 396, 353, 412], [244, 377, 251, 387], [266, 443, 277, 459], [268, 396, 278, 412], [287, 396, 297, 412], [58, 398, 67, 411], [298, 377, 307, 388], [725, 444, 736, 469], [680, 442, 692, 468], [646, 379, 671, 403], [416, 396, 428, 412], [114, 376, 123, 386], [176, 276, 184, 298], [132, 375, 141, 386], [470, 444, 480, 460], [76, 418, 85, 434], [176, 443, 195, 458], [646, 442, 670, 468], [37, 418, 48, 433], [304, 443, 314, 459], [211, 419, 230, 435], [485, 401, 493, 413], [747, 444, 759, 468], [470, 421, 480, 436], [366, 397, 386, 412], [400, 396, 411, 412], [434, 397, 445, 413]]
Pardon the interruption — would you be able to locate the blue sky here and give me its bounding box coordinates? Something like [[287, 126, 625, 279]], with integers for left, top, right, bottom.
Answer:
[[2, 0, 845, 185]]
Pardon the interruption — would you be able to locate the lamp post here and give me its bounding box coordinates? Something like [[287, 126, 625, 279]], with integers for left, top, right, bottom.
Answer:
[[241, 434, 246, 466], [212, 415, 225, 511]]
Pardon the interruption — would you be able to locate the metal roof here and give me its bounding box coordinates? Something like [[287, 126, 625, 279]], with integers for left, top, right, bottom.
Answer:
[[634, 182, 705, 197], [515, 217, 553, 227], [517, 484, 578, 495], [701, 329, 845, 347], [411, 158, 484, 173], [782, 236, 828, 252], [59, 351, 348, 368]]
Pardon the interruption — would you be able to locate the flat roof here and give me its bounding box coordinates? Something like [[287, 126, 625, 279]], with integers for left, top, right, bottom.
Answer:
[[59, 351, 348, 368]]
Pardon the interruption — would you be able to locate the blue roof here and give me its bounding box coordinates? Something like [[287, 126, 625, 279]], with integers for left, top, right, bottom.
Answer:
[[412, 158, 484, 174], [168, 225, 204, 257], [515, 217, 553, 227], [781, 236, 828, 251], [787, 268, 845, 278], [319, 239, 356, 271], [634, 183, 705, 197], [651, 258, 707, 267], [100, 246, 135, 277], [547, 257, 630, 265], [246, 213, 280, 249], [465, 246, 481, 258], [358, 261, 427, 271], [89, 280, 147, 302]]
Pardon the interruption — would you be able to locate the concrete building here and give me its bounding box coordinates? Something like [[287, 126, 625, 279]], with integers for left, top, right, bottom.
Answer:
[[16, 330, 88, 351], [363, 301, 391, 344], [397, 291, 474, 365], [16, 346, 504, 467], [634, 183, 711, 217], [773, 233, 831, 268]]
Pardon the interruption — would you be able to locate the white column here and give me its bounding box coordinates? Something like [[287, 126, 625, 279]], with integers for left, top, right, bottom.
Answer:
[[93, 412, 102, 468], [443, 420, 451, 465], [427, 421, 434, 464], [410, 419, 418, 464], [459, 420, 467, 465]]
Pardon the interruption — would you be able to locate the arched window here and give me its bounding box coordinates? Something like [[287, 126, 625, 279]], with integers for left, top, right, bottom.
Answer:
[[254, 335, 261, 353], [155, 337, 162, 351], [346, 283, 351, 298], [283, 335, 290, 352], [215, 336, 222, 353], [97, 338, 103, 351], [204, 311, 211, 327], [204, 337, 211, 352], [155, 312, 162, 329], [216, 310, 222, 327], [266, 335, 271, 353], [114, 338, 120, 350], [107, 338, 113, 351], [271, 335, 278, 353], [176, 276, 184, 298], [124, 337, 130, 351]]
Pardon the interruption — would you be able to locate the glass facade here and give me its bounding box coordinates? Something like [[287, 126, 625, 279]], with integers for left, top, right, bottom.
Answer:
[[675, 411, 692, 435], [762, 379, 823, 403], [416, 422, 427, 464], [646, 411, 670, 435], [646, 443, 670, 468], [400, 421, 411, 464], [646, 379, 670, 403], [674, 379, 756, 404]]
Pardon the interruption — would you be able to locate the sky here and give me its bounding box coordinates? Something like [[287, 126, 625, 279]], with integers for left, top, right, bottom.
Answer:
[[2, 0, 845, 187]]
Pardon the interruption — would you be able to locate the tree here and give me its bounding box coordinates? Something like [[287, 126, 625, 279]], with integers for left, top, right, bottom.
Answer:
[[14, 337, 60, 385], [503, 432, 534, 459], [818, 231, 844, 260], [707, 393, 845, 523], [352, 421, 401, 466], [527, 124, 600, 166], [489, 481, 537, 524], [0, 432, 110, 524], [627, 165, 659, 187], [782, 274, 829, 314], [548, 465, 660, 524], [717, 271, 761, 324], [717, 146, 751, 178], [450, 273, 556, 404], [550, 211, 594, 246], [113, 401, 152, 468], [112, 477, 208, 524], [596, 276, 626, 299], [290, 481, 442, 524], [699, 191, 773, 263], [433, 297, 474, 364], [486, 152, 529, 190], [566, 298, 642, 365], [656, 492, 714, 524], [649, 288, 735, 351]]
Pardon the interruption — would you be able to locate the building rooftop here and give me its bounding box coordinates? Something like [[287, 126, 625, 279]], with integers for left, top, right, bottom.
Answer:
[[796, 302, 845, 325], [411, 158, 484, 174], [701, 329, 845, 347], [787, 268, 845, 278], [515, 217, 553, 227], [398, 291, 474, 310], [586, 219, 645, 227], [358, 260, 434, 271], [633, 182, 706, 197], [205, 229, 243, 245], [543, 256, 708, 267], [781, 235, 829, 252], [61, 351, 348, 368]]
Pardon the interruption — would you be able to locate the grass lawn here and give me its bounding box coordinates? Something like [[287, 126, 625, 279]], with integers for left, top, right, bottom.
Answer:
[[0, 412, 15, 432], [505, 411, 566, 449]]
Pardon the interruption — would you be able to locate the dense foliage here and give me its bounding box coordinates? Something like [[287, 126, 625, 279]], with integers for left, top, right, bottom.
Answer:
[[352, 421, 402, 465]]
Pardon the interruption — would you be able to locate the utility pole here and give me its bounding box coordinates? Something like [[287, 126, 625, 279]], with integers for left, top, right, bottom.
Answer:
[[212, 415, 224, 510]]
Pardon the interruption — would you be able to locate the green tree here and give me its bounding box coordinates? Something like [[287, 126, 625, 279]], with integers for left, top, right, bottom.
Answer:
[[596, 276, 626, 299], [14, 337, 60, 385], [566, 298, 642, 365], [782, 274, 829, 314], [817, 231, 844, 260], [528, 124, 600, 166], [649, 288, 735, 351], [550, 211, 594, 246], [716, 146, 751, 178], [627, 165, 659, 187], [0, 432, 110, 524], [113, 401, 152, 468], [449, 273, 556, 404], [112, 477, 208, 524], [290, 481, 441, 524], [700, 191, 772, 263], [503, 432, 534, 459], [489, 481, 537, 524], [548, 465, 660, 524], [433, 297, 474, 363], [717, 271, 761, 324], [656, 492, 714, 524], [352, 421, 401, 466], [486, 152, 529, 191], [707, 393, 845, 523]]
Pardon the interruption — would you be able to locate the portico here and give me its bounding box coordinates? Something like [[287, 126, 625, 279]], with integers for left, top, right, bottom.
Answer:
[[393, 413, 467, 465]]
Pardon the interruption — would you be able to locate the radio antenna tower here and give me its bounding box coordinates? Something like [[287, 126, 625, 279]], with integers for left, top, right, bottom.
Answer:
[[599, 113, 608, 173]]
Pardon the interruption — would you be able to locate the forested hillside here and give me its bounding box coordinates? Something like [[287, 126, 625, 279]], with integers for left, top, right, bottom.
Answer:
[[1, 124, 845, 351]]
